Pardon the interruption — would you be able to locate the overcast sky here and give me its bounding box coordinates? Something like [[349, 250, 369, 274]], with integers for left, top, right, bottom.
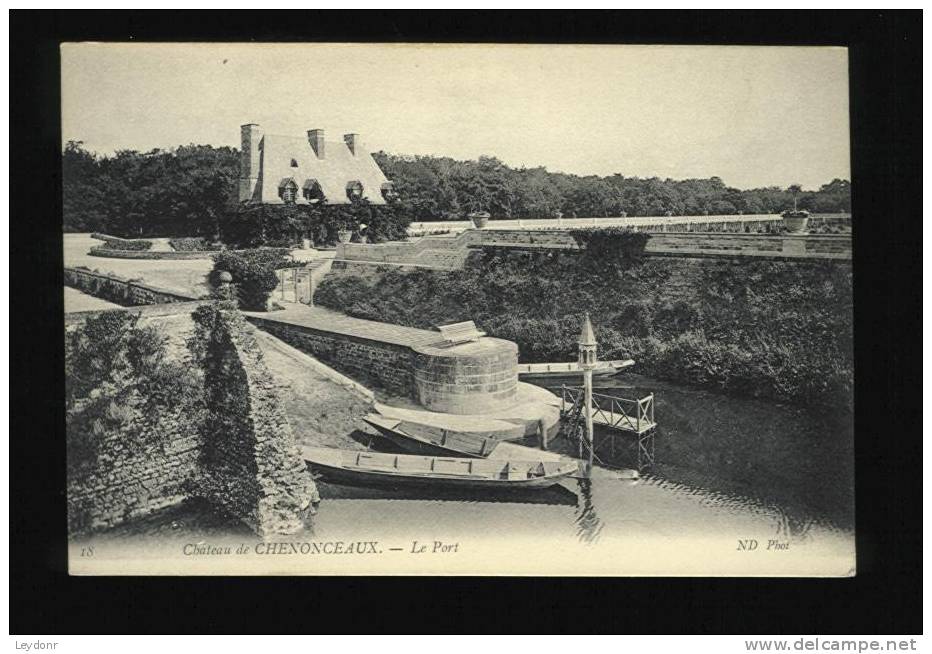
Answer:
[[61, 43, 850, 190]]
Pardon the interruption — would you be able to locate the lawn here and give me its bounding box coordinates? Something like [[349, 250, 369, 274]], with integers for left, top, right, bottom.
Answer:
[[63, 233, 213, 298]]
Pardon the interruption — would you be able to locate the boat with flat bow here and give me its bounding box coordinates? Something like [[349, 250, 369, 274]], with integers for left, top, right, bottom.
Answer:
[[302, 446, 578, 489], [362, 413, 519, 457]]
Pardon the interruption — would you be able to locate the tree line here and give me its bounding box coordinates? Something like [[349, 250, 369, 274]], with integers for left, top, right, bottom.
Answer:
[[373, 152, 851, 221], [62, 140, 851, 238]]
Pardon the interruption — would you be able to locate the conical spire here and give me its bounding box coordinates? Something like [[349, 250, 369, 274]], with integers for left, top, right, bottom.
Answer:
[[578, 312, 597, 346]]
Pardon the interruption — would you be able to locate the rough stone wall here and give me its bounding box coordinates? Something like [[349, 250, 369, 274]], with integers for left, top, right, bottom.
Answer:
[[249, 317, 415, 397], [193, 307, 317, 537], [66, 402, 200, 533], [64, 267, 197, 305], [67, 305, 317, 537]]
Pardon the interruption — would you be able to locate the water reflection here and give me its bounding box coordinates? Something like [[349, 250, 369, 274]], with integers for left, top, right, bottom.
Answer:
[[574, 478, 603, 544], [317, 479, 579, 507]]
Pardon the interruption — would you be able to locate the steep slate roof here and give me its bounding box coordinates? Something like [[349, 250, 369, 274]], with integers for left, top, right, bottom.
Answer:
[[256, 134, 388, 205]]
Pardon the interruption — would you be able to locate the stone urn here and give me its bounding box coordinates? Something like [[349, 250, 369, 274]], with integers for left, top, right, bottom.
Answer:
[[468, 211, 491, 229], [337, 229, 354, 243], [781, 210, 810, 233]]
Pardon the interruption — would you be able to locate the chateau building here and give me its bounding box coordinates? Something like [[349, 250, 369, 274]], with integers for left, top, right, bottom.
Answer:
[[238, 123, 393, 205]]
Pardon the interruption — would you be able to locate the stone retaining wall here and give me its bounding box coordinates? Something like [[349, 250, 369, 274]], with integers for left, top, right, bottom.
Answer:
[[67, 402, 200, 533], [331, 228, 851, 274], [247, 316, 416, 396], [64, 267, 198, 305]]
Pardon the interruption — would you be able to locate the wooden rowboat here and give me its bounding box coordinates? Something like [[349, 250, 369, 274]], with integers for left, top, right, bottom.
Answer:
[[363, 413, 510, 458], [516, 358, 635, 380], [302, 446, 578, 490]]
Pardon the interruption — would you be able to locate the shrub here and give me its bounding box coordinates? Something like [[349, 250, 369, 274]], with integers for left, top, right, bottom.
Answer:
[[612, 302, 654, 338], [212, 249, 291, 311], [92, 233, 153, 251], [66, 311, 200, 477], [170, 237, 221, 251], [569, 228, 651, 273], [654, 300, 700, 335]]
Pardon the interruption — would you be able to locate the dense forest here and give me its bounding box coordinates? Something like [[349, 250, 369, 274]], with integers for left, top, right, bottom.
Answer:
[[62, 140, 851, 238]]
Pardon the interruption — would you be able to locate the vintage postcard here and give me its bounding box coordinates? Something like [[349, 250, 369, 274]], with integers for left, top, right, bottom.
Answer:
[[63, 42, 853, 576]]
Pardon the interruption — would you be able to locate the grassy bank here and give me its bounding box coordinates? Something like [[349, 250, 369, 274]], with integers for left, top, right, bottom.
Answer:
[[315, 249, 853, 414]]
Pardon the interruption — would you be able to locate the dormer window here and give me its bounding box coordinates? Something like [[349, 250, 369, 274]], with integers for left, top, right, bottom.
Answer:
[[290, 158, 299, 168], [303, 179, 324, 203], [381, 182, 396, 201], [346, 181, 364, 201], [279, 179, 298, 204]]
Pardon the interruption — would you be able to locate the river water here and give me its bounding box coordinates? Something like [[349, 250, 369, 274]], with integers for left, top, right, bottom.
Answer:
[[74, 372, 854, 576]]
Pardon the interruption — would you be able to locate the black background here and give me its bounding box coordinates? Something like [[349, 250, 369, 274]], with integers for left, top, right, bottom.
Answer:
[[10, 10, 922, 634]]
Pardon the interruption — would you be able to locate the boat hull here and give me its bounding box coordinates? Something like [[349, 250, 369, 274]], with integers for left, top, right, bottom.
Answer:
[[516, 359, 634, 380], [363, 415, 501, 458], [302, 447, 579, 491], [308, 460, 572, 489]]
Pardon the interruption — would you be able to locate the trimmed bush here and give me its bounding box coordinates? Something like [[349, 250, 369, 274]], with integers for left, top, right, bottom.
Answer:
[[212, 249, 291, 311], [170, 237, 221, 252], [91, 233, 153, 251]]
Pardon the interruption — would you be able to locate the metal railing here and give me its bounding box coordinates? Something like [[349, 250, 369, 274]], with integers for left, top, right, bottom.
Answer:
[[561, 385, 655, 433]]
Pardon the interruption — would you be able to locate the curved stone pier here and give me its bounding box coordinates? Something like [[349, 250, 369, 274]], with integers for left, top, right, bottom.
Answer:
[[412, 338, 519, 415]]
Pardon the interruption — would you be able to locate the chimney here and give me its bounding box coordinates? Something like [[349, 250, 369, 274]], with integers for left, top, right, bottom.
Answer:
[[239, 123, 263, 202], [307, 129, 325, 158], [344, 133, 360, 156]]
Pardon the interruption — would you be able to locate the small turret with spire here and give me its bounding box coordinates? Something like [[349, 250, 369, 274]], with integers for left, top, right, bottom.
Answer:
[[578, 312, 598, 370]]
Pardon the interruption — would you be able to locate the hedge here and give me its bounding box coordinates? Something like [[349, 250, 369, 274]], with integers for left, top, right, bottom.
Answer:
[[88, 247, 213, 260], [170, 237, 221, 252], [90, 233, 153, 251]]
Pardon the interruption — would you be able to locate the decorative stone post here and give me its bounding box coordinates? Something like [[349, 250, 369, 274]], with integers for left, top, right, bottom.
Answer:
[[578, 312, 598, 476], [217, 270, 236, 303]]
